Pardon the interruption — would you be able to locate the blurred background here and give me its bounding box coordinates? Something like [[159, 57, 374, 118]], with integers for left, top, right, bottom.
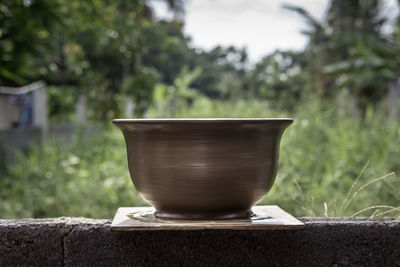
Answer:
[[0, 0, 399, 218]]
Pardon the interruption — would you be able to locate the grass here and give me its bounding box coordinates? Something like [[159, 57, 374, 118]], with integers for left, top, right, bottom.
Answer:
[[0, 98, 399, 218], [0, 128, 147, 218]]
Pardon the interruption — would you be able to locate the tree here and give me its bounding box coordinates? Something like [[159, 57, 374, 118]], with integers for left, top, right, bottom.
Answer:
[[0, 0, 193, 120], [246, 50, 307, 109], [284, 0, 395, 113], [0, 0, 62, 85]]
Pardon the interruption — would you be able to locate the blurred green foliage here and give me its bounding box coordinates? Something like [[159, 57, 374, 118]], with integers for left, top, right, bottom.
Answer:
[[0, 0, 253, 120], [2, 0, 399, 117], [1, 99, 399, 218], [0, 128, 147, 218], [1, 0, 400, 218]]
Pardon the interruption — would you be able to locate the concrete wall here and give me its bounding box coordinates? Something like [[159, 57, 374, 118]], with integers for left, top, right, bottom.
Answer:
[[32, 86, 47, 131], [0, 125, 99, 162], [1, 217, 400, 266], [0, 127, 42, 164]]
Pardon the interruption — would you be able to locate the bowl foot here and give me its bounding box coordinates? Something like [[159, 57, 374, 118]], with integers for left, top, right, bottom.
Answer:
[[155, 209, 252, 220]]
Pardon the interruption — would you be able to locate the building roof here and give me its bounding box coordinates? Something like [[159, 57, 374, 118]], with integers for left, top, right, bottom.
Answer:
[[0, 81, 46, 95]]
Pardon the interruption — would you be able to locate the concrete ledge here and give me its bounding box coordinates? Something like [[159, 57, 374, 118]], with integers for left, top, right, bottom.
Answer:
[[1, 217, 400, 266]]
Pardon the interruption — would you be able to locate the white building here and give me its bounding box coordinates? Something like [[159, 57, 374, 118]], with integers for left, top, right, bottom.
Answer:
[[0, 81, 47, 131]]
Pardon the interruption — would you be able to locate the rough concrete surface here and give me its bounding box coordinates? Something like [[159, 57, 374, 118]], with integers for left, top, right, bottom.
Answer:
[[1, 217, 400, 266]]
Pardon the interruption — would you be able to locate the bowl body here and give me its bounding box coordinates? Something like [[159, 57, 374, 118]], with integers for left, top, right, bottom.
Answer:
[[113, 118, 293, 219]]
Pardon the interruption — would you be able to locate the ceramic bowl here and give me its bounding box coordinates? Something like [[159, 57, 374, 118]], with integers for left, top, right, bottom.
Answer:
[[113, 118, 293, 219]]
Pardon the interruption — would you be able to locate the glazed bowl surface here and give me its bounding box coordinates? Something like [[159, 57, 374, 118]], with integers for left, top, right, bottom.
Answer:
[[113, 118, 293, 219]]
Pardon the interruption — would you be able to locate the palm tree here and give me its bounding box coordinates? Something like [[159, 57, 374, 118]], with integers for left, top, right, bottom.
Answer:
[[284, 0, 395, 114]]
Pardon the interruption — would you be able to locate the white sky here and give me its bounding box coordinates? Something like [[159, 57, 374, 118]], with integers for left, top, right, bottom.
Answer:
[[151, 0, 399, 62]]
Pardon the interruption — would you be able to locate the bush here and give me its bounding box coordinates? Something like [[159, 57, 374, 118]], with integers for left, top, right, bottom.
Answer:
[[0, 126, 146, 219], [1, 99, 399, 218]]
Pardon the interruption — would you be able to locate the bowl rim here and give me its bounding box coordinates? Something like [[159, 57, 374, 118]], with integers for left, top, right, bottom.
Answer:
[[113, 118, 293, 124]]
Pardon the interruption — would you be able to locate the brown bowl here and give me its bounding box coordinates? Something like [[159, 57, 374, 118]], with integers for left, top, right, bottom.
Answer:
[[113, 118, 293, 220]]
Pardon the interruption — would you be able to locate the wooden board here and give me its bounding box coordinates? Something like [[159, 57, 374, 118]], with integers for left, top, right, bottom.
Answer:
[[110, 205, 305, 231]]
